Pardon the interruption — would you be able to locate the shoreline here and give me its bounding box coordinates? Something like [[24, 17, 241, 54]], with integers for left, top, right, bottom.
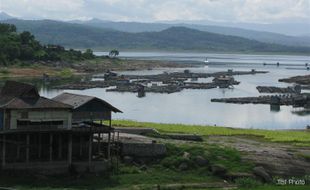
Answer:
[[93, 49, 310, 56], [0, 58, 194, 79]]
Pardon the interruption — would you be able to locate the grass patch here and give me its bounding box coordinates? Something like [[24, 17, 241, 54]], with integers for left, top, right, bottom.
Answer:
[[238, 185, 310, 190], [295, 153, 310, 162], [0, 143, 252, 190], [112, 120, 310, 146], [0, 168, 219, 190], [160, 143, 253, 173], [0, 68, 10, 75], [57, 68, 74, 78], [235, 177, 262, 188]]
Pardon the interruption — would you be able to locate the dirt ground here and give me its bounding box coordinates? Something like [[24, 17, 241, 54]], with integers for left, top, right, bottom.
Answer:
[[103, 130, 310, 177], [207, 135, 310, 177]]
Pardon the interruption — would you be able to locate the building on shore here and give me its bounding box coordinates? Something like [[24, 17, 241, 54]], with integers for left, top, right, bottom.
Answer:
[[0, 81, 121, 174]]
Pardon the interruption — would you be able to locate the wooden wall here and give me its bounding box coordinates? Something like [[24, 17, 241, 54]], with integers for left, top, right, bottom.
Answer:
[[8, 109, 72, 129]]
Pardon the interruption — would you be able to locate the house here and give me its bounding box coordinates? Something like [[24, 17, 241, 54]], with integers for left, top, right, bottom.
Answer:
[[0, 81, 121, 173], [52, 92, 122, 123], [0, 81, 72, 131]]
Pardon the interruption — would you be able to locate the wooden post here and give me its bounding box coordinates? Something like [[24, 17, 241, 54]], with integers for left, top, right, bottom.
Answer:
[[88, 133, 93, 168], [38, 133, 42, 159], [2, 135, 6, 168], [108, 118, 112, 160], [79, 136, 83, 157], [26, 134, 30, 163], [98, 133, 101, 154], [68, 133, 72, 166], [107, 132, 111, 160], [49, 133, 53, 162], [16, 134, 20, 161], [58, 134, 62, 159]]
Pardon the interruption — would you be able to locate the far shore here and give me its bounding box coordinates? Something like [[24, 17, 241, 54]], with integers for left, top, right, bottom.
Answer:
[[0, 58, 195, 79]]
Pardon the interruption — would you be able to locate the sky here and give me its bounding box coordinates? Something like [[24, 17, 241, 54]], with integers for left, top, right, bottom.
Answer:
[[0, 0, 309, 24]]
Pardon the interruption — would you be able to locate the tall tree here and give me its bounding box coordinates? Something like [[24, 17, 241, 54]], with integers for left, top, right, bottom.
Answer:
[[109, 49, 119, 58]]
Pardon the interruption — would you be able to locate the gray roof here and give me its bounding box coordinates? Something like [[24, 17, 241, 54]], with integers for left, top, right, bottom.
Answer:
[[1, 97, 73, 109], [1, 80, 39, 97], [52, 92, 122, 112], [0, 81, 72, 109]]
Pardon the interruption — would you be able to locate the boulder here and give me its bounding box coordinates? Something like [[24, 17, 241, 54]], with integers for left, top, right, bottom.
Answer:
[[139, 165, 148, 171], [195, 156, 209, 166], [179, 162, 189, 171], [211, 164, 227, 177], [182, 152, 191, 160], [225, 172, 255, 180], [253, 166, 272, 183]]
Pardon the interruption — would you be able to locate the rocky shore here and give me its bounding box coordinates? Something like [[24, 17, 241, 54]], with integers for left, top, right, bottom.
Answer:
[[279, 74, 310, 85]]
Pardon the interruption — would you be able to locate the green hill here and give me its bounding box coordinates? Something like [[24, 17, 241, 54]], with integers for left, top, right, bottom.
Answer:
[[0, 23, 95, 65], [74, 19, 310, 47], [2, 19, 310, 54]]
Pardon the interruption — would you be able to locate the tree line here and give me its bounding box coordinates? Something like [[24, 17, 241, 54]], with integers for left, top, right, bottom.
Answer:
[[0, 23, 95, 66]]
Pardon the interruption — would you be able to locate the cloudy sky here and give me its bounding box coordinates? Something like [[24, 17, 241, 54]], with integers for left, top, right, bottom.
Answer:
[[0, 0, 309, 23]]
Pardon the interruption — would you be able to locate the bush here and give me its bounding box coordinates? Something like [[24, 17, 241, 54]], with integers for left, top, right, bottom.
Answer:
[[57, 68, 73, 78], [0, 68, 9, 75], [235, 177, 262, 188], [119, 165, 141, 174], [160, 144, 208, 170]]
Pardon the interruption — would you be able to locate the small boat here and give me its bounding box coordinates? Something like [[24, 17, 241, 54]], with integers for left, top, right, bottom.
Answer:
[[204, 57, 209, 63], [203, 57, 209, 69]]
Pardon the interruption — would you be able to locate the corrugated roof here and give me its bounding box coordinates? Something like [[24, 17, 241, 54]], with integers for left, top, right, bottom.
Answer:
[[53, 92, 122, 112], [1, 80, 39, 97], [0, 81, 72, 109], [2, 96, 72, 109]]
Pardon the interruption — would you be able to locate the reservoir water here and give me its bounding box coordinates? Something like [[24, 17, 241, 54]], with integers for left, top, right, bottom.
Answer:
[[41, 52, 310, 129]]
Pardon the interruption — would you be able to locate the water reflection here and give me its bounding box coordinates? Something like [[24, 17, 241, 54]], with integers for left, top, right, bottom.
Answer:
[[34, 53, 310, 130]]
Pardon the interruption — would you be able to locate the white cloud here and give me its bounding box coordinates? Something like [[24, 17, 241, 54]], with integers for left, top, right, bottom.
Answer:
[[237, 0, 310, 23], [0, 0, 85, 20], [0, 0, 309, 23]]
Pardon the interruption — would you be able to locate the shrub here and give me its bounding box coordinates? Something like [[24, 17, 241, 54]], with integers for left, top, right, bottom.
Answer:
[[57, 68, 73, 78], [235, 177, 262, 188], [0, 68, 9, 75]]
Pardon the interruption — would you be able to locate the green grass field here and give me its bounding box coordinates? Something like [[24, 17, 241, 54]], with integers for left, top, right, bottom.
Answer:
[[112, 120, 310, 146]]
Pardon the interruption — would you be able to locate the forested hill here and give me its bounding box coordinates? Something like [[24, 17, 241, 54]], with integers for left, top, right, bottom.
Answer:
[[0, 23, 95, 65], [2, 19, 310, 54]]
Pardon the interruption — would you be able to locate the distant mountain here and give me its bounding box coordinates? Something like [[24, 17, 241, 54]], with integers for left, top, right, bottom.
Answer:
[[0, 12, 14, 20], [160, 19, 310, 36], [72, 19, 169, 32], [73, 19, 310, 47], [2, 19, 310, 54]]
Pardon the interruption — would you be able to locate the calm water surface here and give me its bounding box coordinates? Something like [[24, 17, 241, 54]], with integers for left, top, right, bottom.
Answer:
[[41, 52, 310, 129]]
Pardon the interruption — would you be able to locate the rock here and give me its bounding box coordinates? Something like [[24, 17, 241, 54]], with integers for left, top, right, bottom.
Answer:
[[225, 172, 255, 180], [195, 156, 209, 166], [179, 162, 189, 171], [253, 166, 272, 183], [182, 152, 191, 159], [123, 156, 134, 164], [139, 165, 148, 171], [211, 164, 227, 177]]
